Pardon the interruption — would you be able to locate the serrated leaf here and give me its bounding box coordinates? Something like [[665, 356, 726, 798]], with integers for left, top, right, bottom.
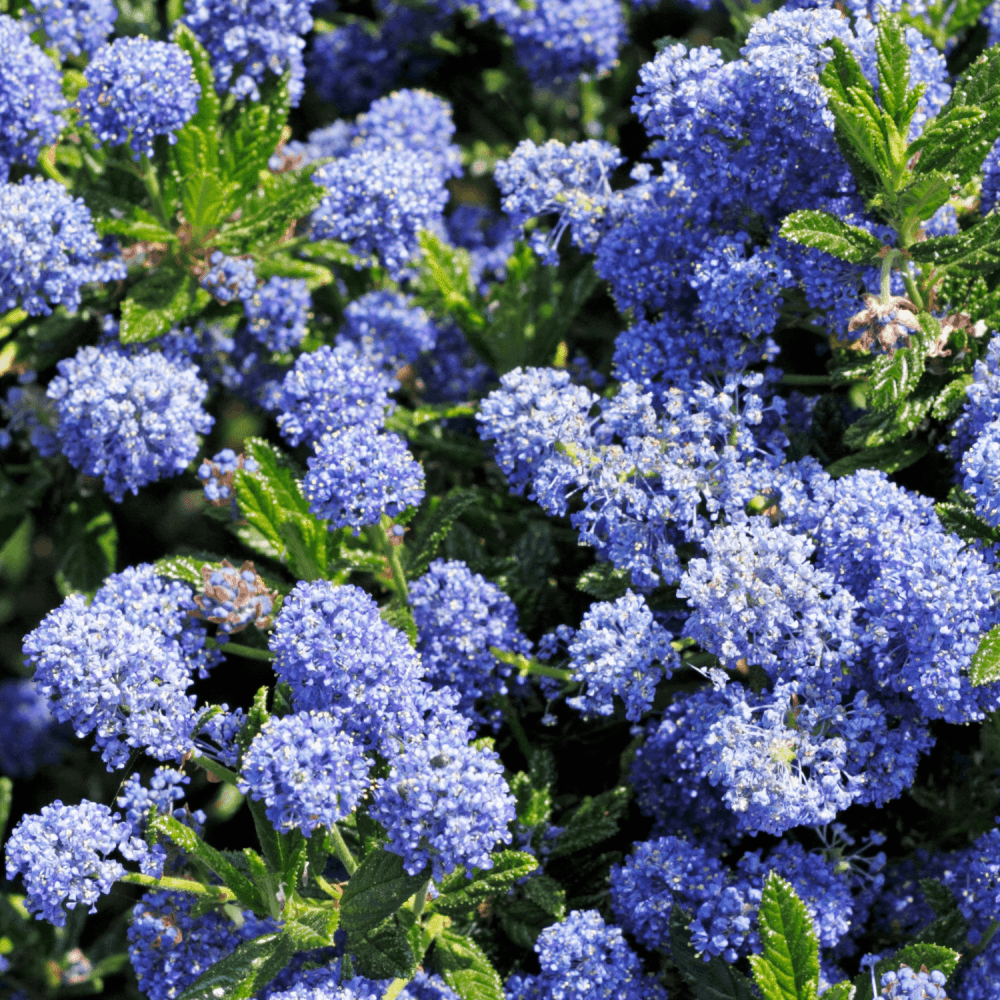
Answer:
[[909, 212, 1000, 273], [433, 852, 539, 917], [407, 488, 479, 577], [283, 898, 340, 950], [896, 171, 953, 232], [876, 14, 912, 129], [670, 908, 756, 1000], [96, 207, 175, 244], [934, 491, 1000, 545], [340, 848, 429, 937], [779, 210, 884, 264], [894, 943, 960, 978], [825, 441, 927, 478], [175, 931, 293, 1000], [151, 813, 265, 913], [910, 105, 988, 179], [548, 787, 629, 857], [380, 602, 418, 647], [154, 554, 209, 587], [576, 561, 629, 600], [843, 392, 934, 448], [523, 875, 566, 919], [351, 915, 416, 980], [255, 254, 333, 291], [971, 625, 1000, 686], [120, 266, 210, 343], [920, 878, 959, 918], [869, 340, 926, 410], [821, 984, 854, 1000], [216, 172, 325, 254], [433, 929, 505, 1000], [931, 375, 974, 421], [510, 771, 552, 829], [171, 24, 220, 135], [748, 873, 820, 1000]]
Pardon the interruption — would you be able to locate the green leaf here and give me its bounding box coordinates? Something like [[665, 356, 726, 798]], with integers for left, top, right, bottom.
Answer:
[[255, 254, 333, 291], [843, 392, 934, 449], [151, 813, 265, 913], [576, 561, 630, 600], [748, 873, 820, 1000], [825, 441, 927, 478], [433, 929, 505, 1000], [548, 787, 629, 857], [380, 602, 418, 647], [154, 553, 224, 588], [171, 24, 220, 135], [215, 172, 325, 254], [868, 339, 926, 411], [222, 88, 290, 210], [820, 984, 854, 1000], [95, 207, 175, 244], [351, 915, 416, 980], [935, 489, 1000, 545], [175, 931, 294, 1000], [54, 497, 117, 597], [407, 488, 479, 577], [909, 212, 1000, 273], [909, 105, 988, 179], [283, 897, 340, 950], [340, 847, 429, 937], [778, 211, 884, 264], [120, 266, 210, 343], [895, 171, 953, 233], [433, 852, 539, 917], [523, 875, 566, 920], [875, 14, 912, 129], [972, 625, 1000, 686], [416, 231, 485, 340], [669, 908, 756, 1000], [893, 943, 960, 978], [931, 375, 974, 421], [0, 777, 11, 845]]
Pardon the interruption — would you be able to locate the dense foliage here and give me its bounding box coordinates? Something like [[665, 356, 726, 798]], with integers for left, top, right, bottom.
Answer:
[[7, 0, 1000, 997]]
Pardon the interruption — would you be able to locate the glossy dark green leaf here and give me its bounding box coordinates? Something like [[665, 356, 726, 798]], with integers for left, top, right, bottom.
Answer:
[[350, 915, 416, 979], [54, 497, 117, 598], [433, 929, 505, 1000], [175, 932, 294, 1000], [120, 266, 210, 343], [433, 852, 539, 917], [748, 873, 820, 1000], [779, 210, 884, 264], [339, 848, 429, 936]]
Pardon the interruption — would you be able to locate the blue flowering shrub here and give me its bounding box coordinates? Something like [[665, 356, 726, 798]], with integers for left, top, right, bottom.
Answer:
[[8, 0, 1000, 997]]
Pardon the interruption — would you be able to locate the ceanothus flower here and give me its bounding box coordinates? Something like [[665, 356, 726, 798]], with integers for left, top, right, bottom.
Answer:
[[609, 835, 727, 952], [495, 139, 624, 264], [77, 37, 201, 159], [339, 290, 438, 371], [505, 909, 668, 1000], [371, 702, 515, 879], [566, 590, 678, 721], [0, 679, 63, 779], [303, 425, 425, 532], [200, 252, 257, 304], [275, 343, 397, 447], [245, 276, 310, 352], [0, 178, 126, 316], [269, 580, 426, 749], [240, 711, 372, 836], [310, 146, 450, 276], [47, 343, 213, 502], [350, 88, 462, 179], [410, 558, 532, 722], [116, 767, 203, 835], [678, 520, 859, 685], [182, 0, 317, 104], [0, 16, 66, 180], [128, 890, 277, 1000], [24, 565, 221, 769], [19, 0, 116, 57], [6, 800, 156, 926]]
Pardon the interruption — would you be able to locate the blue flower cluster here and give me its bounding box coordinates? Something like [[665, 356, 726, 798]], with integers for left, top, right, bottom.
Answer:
[[410, 558, 532, 723], [77, 38, 201, 159], [6, 800, 155, 925], [0, 15, 65, 179], [505, 909, 667, 1000], [565, 590, 677, 721], [240, 710, 371, 835], [0, 178, 125, 316], [0, 678, 62, 778], [47, 343, 213, 501], [200, 252, 257, 304], [24, 564, 222, 768], [339, 290, 438, 372], [183, 0, 316, 104], [128, 891, 277, 1000], [495, 139, 624, 265], [19, 0, 116, 57], [245, 276, 311, 352]]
